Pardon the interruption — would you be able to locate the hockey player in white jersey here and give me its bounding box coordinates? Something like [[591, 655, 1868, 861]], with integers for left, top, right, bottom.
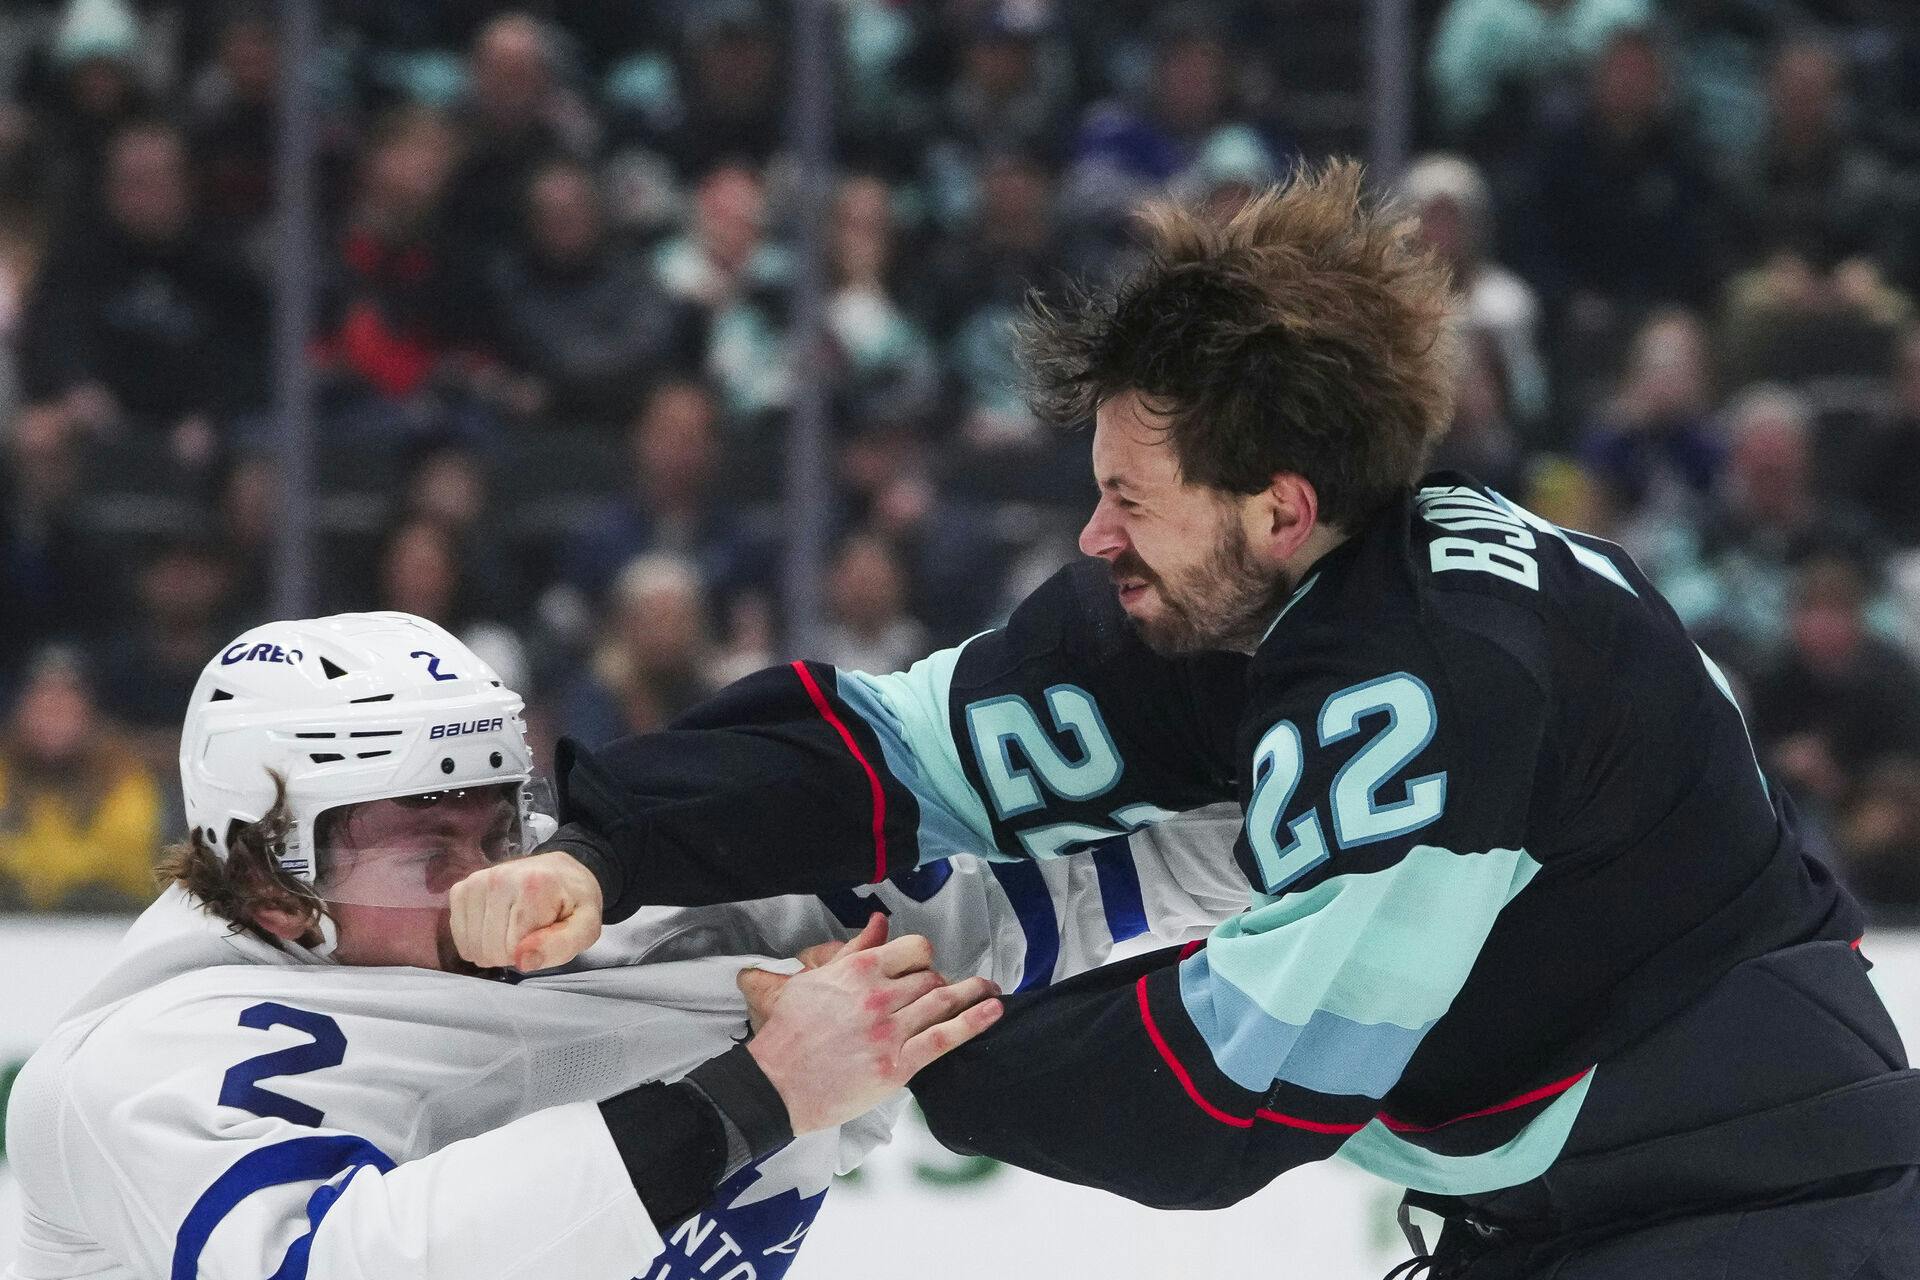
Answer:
[[5, 613, 1250, 1280], [3, 614, 1011, 1280]]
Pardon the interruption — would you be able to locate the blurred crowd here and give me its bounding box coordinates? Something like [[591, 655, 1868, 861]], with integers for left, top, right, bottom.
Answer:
[[6, 0, 1920, 918]]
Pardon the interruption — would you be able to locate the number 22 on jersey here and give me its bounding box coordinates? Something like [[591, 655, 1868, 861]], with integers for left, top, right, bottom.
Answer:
[[1246, 673, 1447, 894]]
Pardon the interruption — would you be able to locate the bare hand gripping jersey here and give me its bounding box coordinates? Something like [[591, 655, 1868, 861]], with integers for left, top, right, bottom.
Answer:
[[557, 474, 1920, 1222], [5, 818, 1248, 1280]]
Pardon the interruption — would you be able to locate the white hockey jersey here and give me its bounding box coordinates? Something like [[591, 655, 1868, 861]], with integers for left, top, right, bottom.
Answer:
[[6, 809, 1246, 1280]]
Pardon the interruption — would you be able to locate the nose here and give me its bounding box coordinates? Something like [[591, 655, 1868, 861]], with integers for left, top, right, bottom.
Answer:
[[1079, 498, 1126, 561]]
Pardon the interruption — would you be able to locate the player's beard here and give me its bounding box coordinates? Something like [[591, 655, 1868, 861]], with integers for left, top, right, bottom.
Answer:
[[1116, 512, 1290, 655]]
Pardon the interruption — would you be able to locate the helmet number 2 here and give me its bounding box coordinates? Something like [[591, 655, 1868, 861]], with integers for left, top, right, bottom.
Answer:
[[410, 650, 458, 682]]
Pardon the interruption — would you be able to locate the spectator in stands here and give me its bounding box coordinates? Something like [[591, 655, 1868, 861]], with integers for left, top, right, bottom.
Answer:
[[922, 3, 1075, 229], [440, 13, 596, 266], [93, 529, 238, 744], [1522, 455, 1620, 543], [0, 645, 163, 912], [918, 150, 1072, 447], [652, 163, 793, 423], [0, 404, 120, 691], [556, 552, 720, 746], [1428, 0, 1653, 145], [1834, 754, 1920, 913], [1577, 308, 1721, 521], [397, 437, 522, 621], [1226, 0, 1370, 160], [827, 175, 938, 427], [185, 5, 351, 268], [656, 1, 786, 177], [557, 377, 769, 610], [1852, 325, 1920, 549], [17, 120, 266, 460], [1660, 0, 1788, 166], [187, 7, 277, 256], [1403, 152, 1549, 431], [1060, 10, 1276, 239], [1718, 245, 1912, 389], [1723, 34, 1908, 284], [1433, 331, 1524, 494], [31, 0, 153, 218], [314, 107, 467, 407], [817, 532, 930, 675], [1644, 384, 1858, 675], [1169, 122, 1284, 222], [209, 448, 277, 625], [837, 422, 1006, 645], [1523, 26, 1725, 316], [372, 514, 528, 691], [0, 205, 31, 422], [1751, 547, 1920, 825], [485, 159, 699, 426]]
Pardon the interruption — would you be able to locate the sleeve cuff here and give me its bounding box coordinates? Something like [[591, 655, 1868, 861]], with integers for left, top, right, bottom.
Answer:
[[597, 1080, 726, 1229], [683, 1042, 795, 1178], [542, 820, 634, 925]]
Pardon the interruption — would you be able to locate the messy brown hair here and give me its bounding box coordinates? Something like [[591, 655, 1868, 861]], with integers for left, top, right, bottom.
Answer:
[[155, 773, 333, 948], [1021, 159, 1457, 530]]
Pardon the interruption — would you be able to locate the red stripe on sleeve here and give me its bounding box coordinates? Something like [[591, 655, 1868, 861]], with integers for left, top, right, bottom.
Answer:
[[789, 660, 890, 883], [1253, 1108, 1366, 1135], [1134, 975, 1254, 1129], [1377, 1067, 1593, 1134]]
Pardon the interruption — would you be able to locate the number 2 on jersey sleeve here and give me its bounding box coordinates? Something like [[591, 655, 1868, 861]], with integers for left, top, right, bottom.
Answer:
[[1248, 673, 1447, 894], [218, 1002, 347, 1128]]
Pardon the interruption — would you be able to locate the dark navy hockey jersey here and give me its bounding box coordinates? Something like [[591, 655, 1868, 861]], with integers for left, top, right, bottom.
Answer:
[[558, 473, 1898, 1211]]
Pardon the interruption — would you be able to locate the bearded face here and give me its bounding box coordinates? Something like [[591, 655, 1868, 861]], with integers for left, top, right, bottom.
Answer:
[[1080, 393, 1291, 656], [1106, 503, 1287, 654]]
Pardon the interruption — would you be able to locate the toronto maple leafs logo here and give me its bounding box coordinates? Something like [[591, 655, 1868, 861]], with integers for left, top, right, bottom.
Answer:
[[634, 1139, 832, 1280]]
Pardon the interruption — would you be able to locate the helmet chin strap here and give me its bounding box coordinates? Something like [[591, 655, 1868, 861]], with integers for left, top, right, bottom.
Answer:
[[307, 911, 341, 961]]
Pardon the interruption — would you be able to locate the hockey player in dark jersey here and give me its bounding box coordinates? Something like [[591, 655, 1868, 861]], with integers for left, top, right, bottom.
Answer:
[[451, 162, 1920, 1277]]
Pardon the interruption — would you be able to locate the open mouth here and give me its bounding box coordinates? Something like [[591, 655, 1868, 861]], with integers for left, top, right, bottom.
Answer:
[[1116, 580, 1150, 606]]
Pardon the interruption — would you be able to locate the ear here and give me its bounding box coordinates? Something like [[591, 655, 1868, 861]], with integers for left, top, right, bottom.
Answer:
[[252, 903, 319, 943], [1244, 472, 1322, 564]]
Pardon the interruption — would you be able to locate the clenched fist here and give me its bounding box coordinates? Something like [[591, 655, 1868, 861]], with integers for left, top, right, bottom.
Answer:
[[740, 915, 1004, 1133], [450, 849, 604, 971]]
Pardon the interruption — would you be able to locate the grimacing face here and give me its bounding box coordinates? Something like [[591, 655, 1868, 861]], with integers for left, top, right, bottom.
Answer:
[[314, 784, 520, 974], [1077, 392, 1289, 655]]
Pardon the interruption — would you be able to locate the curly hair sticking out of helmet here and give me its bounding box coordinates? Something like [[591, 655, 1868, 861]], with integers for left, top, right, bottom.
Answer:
[[157, 773, 328, 949]]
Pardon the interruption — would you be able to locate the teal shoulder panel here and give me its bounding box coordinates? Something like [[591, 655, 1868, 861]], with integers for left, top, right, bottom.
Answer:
[[837, 648, 1001, 866], [1204, 844, 1541, 1032], [1336, 1068, 1594, 1195]]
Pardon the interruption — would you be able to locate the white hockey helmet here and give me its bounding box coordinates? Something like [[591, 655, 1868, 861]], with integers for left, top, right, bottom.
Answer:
[[179, 612, 548, 900]]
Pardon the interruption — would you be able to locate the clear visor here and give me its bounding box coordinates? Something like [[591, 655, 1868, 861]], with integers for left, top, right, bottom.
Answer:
[[314, 777, 558, 909]]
